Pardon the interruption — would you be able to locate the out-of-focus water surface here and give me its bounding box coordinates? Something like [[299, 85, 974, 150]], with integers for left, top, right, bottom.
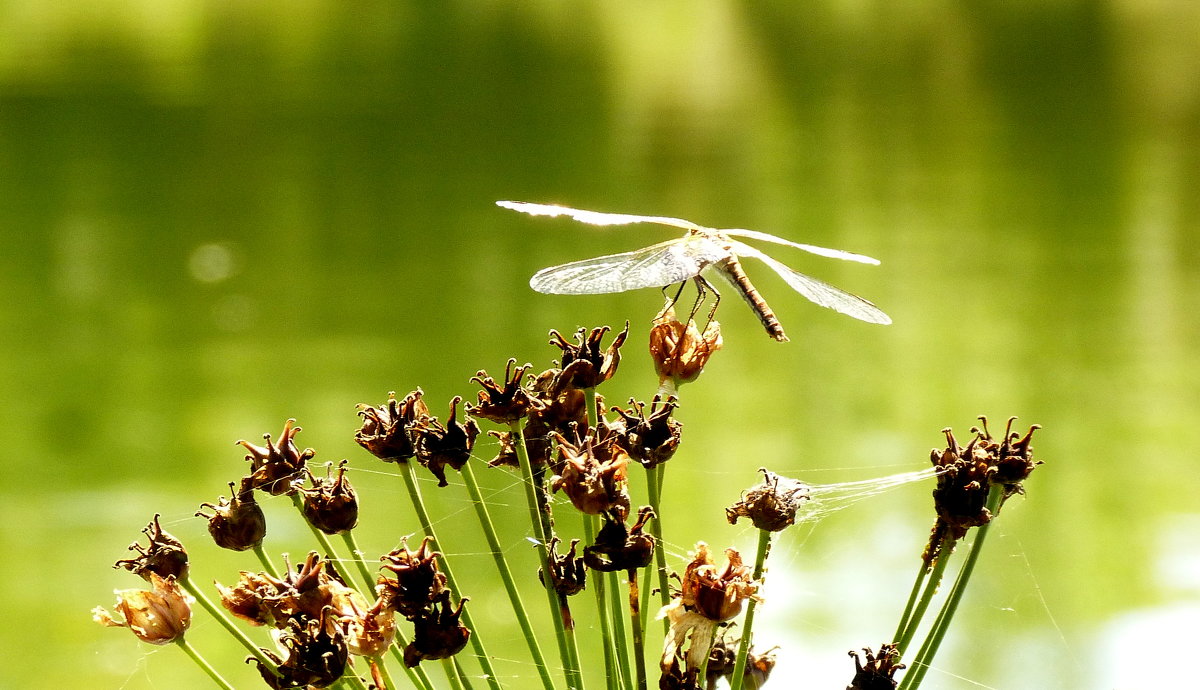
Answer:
[[2, 2, 1197, 688]]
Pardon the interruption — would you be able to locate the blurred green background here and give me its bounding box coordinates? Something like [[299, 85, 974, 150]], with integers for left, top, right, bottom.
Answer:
[[2, 1, 1197, 688]]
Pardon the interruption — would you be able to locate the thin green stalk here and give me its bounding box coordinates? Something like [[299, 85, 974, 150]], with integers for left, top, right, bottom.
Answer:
[[397, 459, 495, 690], [178, 575, 277, 674], [461, 461, 557, 690], [371, 657, 396, 690], [252, 544, 281, 579], [730, 529, 773, 690], [583, 386, 599, 432], [607, 569, 633, 690], [644, 463, 671, 634], [627, 569, 648, 690], [509, 421, 581, 690], [895, 533, 956, 655], [442, 658, 465, 690], [290, 493, 355, 588], [175, 636, 235, 690], [898, 484, 1005, 690], [891, 556, 931, 646], [584, 515, 618, 690], [341, 671, 370, 690], [388, 643, 437, 690]]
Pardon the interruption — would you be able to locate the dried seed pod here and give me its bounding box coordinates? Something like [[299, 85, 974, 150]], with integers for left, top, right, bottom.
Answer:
[[113, 514, 189, 582], [238, 419, 314, 496], [726, 468, 811, 532], [197, 476, 267, 551], [300, 461, 359, 535], [93, 572, 192, 645], [355, 390, 430, 462]]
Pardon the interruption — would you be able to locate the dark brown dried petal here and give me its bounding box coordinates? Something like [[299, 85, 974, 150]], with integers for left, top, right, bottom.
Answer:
[[403, 592, 471, 667], [467, 359, 543, 423], [378, 537, 446, 620], [539, 537, 587, 597], [252, 613, 349, 688], [613, 396, 682, 470], [584, 506, 656, 572], [411, 397, 480, 487], [355, 390, 430, 462], [548, 322, 630, 389], [239, 419, 314, 496], [847, 644, 905, 690]]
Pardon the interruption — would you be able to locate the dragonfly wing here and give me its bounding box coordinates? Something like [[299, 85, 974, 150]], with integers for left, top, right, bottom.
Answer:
[[731, 241, 892, 325], [531, 238, 727, 295], [723, 228, 880, 265], [497, 200, 703, 232]]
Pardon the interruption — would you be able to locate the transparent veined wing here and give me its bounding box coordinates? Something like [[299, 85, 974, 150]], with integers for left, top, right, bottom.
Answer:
[[722, 228, 881, 265], [531, 236, 729, 295], [497, 200, 702, 232], [729, 241, 892, 325]]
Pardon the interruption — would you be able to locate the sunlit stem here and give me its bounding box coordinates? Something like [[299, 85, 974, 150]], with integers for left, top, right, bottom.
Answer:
[[628, 569, 648, 690], [251, 544, 281, 580], [388, 644, 437, 690], [608, 569, 633, 690], [397, 459, 495, 690], [895, 532, 956, 655], [175, 636, 235, 690], [289, 493, 356, 590], [898, 484, 1005, 690], [442, 658, 465, 690], [509, 421, 581, 690], [341, 671, 370, 690], [370, 657, 396, 690], [177, 575, 278, 674], [460, 461, 557, 690], [644, 463, 671, 635], [584, 386, 600, 433], [730, 528, 773, 690], [892, 556, 931, 647], [583, 515, 618, 690]]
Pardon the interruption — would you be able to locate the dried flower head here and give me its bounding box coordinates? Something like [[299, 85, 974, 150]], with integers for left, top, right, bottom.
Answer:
[[584, 506, 656, 572], [847, 644, 905, 690], [344, 599, 397, 659], [378, 537, 447, 620], [467, 359, 543, 423], [216, 552, 364, 632], [93, 572, 192, 645], [300, 461, 359, 535], [252, 612, 349, 689], [403, 591, 471, 667], [215, 569, 294, 627], [550, 430, 631, 517], [355, 390, 430, 462], [612, 395, 682, 470], [410, 396, 480, 487], [238, 419, 314, 496], [681, 542, 760, 623], [549, 322, 630, 389], [197, 477, 267, 552], [539, 537, 587, 597], [113, 514, 189, 582], [726, 468, 811, 532], [649, 308, 722, 392]]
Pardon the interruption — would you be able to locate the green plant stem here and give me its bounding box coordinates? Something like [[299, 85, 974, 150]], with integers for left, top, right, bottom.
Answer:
[[895, 532, 956, 655], [644, 463, 671, 635], [178, 575, 278, 674], [442, 658, 465, 690], [371, 657, 396, 690], [388, 644, 438, 690], [584, 386, 599, 432], [290, 493, 355, 588], [584, 515, 618, 690], [397, 460, 493, 690], [607, 569, 633, 690], [891, 555, 931, 646], [175, 636, 235, 690], [461, 461, 557, 690], [509, 421, 581, 690], [341, 670, 370, 690], [252, 544, 281, 579], [729, 528, 772, 690], [627, 569, 648, 690], [898, 484, 1005, 690]]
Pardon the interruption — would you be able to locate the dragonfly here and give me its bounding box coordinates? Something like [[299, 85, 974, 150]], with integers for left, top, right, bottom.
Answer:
[[497, 200, 891, 342]]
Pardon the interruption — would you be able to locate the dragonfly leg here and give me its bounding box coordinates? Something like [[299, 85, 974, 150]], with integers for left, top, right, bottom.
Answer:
[[658, 282, 688, 320], [690, 275, 721, 328]]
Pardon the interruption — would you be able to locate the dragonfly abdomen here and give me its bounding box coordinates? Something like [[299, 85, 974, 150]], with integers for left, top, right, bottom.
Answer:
[[717, 257, 789, 342]]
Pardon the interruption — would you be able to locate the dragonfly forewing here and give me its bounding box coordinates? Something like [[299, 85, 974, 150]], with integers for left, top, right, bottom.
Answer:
[[530, 236, 729, 294]]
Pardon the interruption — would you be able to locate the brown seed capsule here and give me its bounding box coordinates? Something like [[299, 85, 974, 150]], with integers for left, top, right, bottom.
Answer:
[[410, 397, 480, 487], [93, 572, 192, 645], [378, 537, 447, 621], [583, 506, 656, 572], [548, 322, 630, 389], [215, 569, 294, 628], [113, 514, 189, 582], [706, 633, 778, 690], [550, 430, 631, 517], [539, 537, 587, 597], [300, 461, 359, 535], [612, 396, 682, 470], [403, 591, 471, 667], [681, 543, 760, 623], [467, 359, 543, 423], [847, 643, 905, 690], [251, 612, 349, 689], [355, 390, 430, 462], [197, 477, 268, 551], [238, 419, 314, 496], [726, 468, 811, 532], [648, 308, 721, 392]]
